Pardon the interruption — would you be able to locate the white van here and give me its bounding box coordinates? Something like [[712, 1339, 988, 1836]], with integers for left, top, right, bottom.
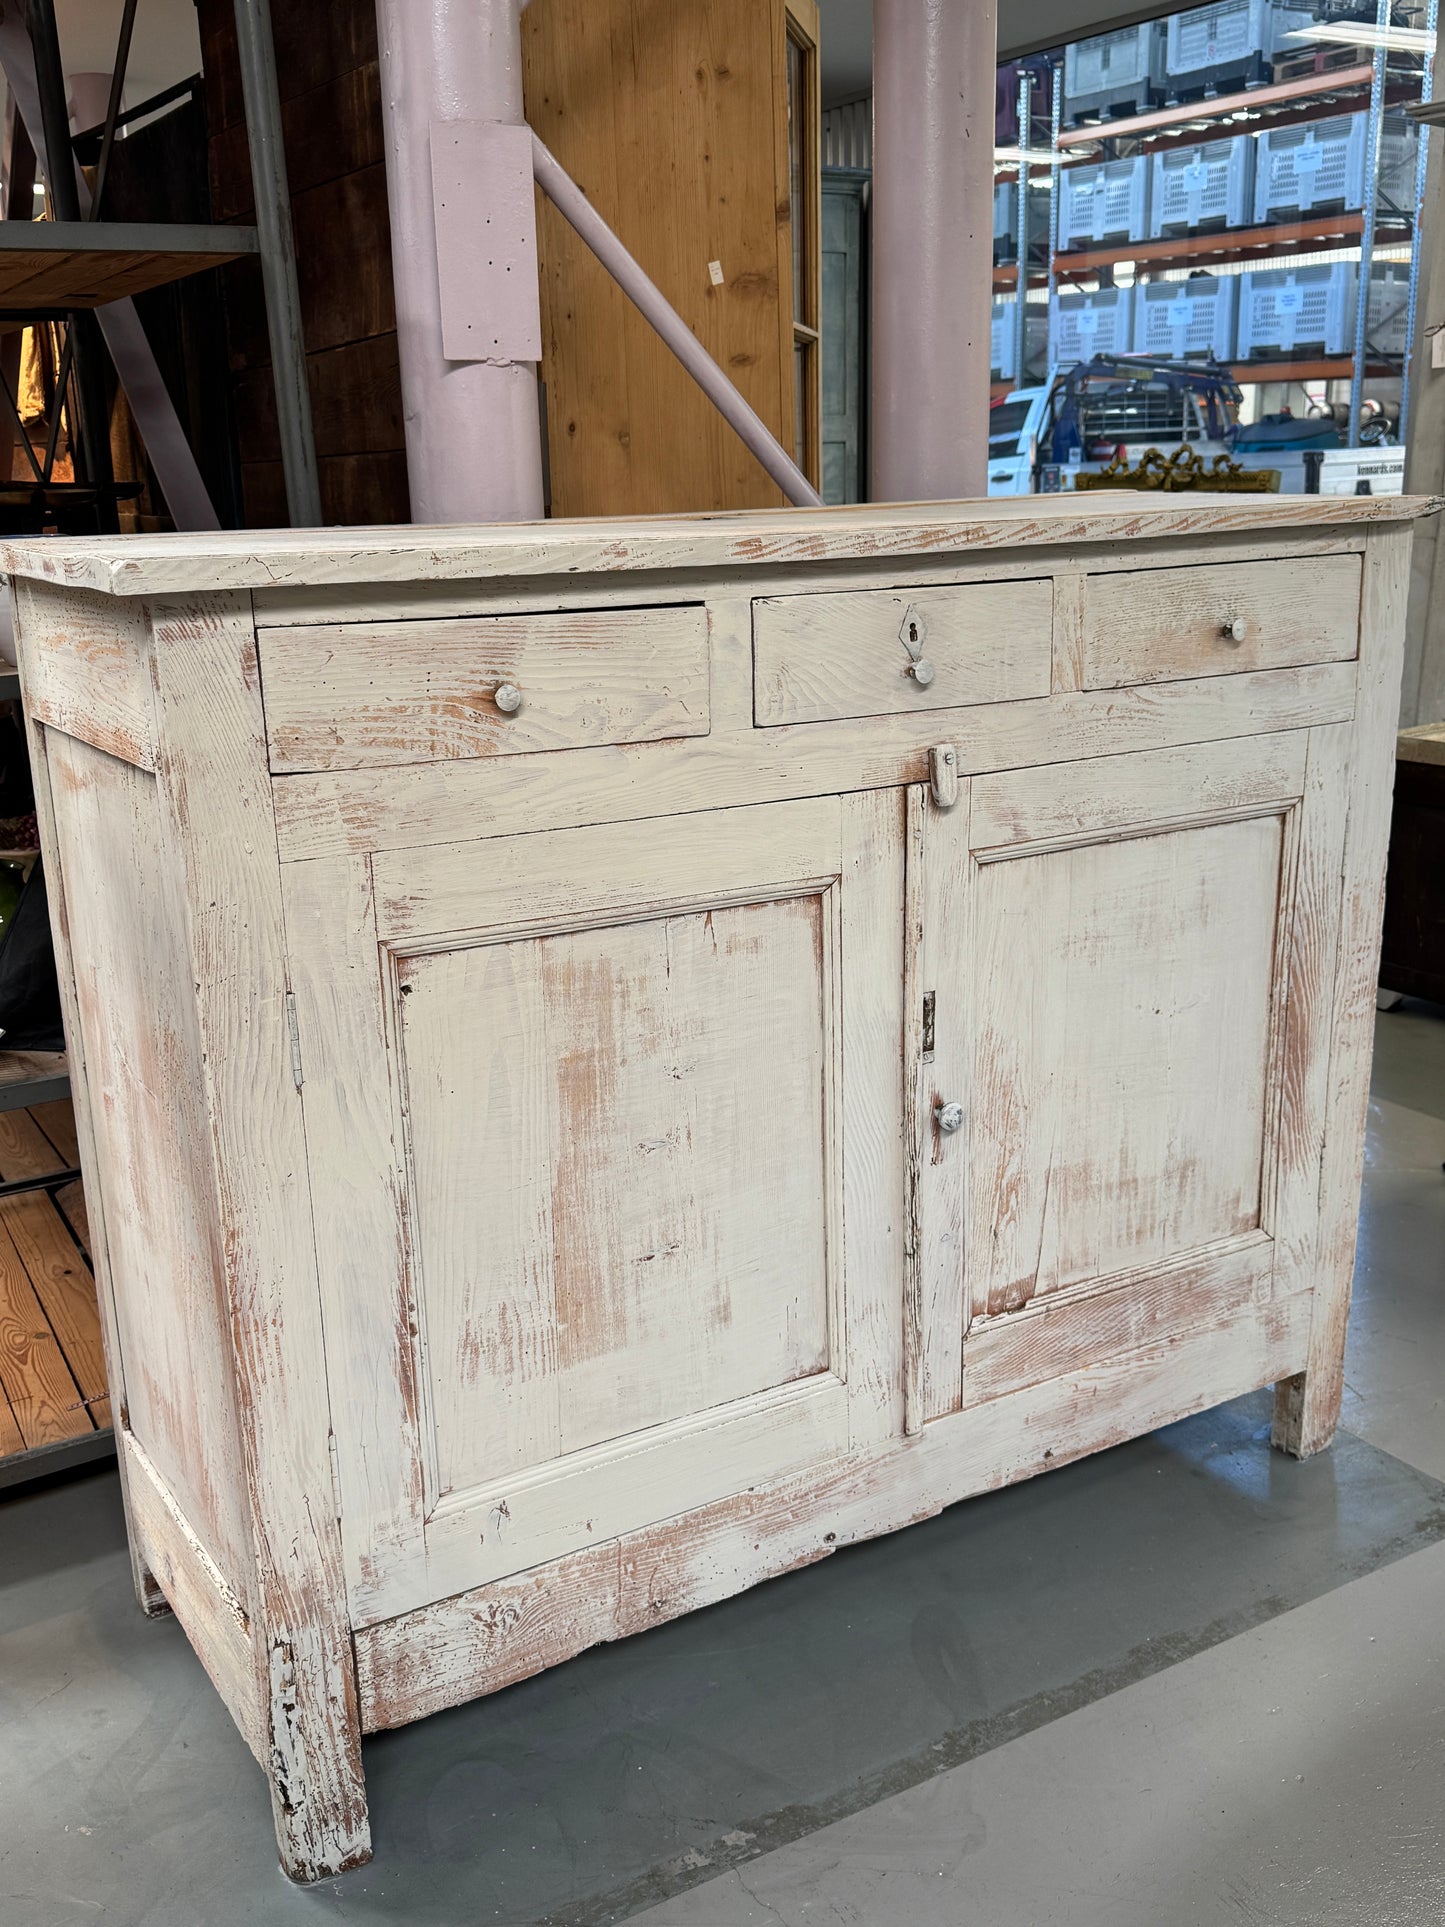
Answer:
[[987, 388, 1047, 496]]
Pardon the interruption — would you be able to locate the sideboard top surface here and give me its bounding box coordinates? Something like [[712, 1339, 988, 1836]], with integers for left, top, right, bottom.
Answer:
[[1, 491, 1436, 599]]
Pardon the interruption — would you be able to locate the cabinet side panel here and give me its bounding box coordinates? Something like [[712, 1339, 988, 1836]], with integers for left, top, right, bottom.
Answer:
[[11, 580, 156, 769], [44, 729, 251, 1596]]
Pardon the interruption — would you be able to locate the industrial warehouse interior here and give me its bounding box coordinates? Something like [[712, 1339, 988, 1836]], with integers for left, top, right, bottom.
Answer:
[[1, 0, 1444, 1922]]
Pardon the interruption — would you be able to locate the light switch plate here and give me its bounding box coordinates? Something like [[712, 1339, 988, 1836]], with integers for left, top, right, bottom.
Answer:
[[430, 120, 543, 364]]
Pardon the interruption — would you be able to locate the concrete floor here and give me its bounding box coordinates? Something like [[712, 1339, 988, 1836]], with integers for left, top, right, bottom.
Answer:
[[2, 998, 1443, 1927]]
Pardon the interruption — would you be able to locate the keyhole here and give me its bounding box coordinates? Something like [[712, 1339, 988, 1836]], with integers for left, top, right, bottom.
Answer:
[[909, 621, 919, 644]]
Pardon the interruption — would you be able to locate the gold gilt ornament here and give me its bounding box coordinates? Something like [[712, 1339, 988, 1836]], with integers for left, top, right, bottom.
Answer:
[[1073, 445, 1281, 493]]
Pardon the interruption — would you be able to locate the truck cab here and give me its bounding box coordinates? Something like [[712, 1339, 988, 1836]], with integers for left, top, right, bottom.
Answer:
[[987, 358, 1241, 495], [987, 388, 1047, 495]]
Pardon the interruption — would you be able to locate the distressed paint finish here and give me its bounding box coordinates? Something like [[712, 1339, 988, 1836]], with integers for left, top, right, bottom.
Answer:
[[1081, 551, 1365, 690], [5, 496, 1427, 1877], [1273, 525, 1414, 1457], [0, 494, 1423, 599], [753, 578, 1052, 725], [12, 582, 155, 768], [401, 893, 832, 1488], [145, 596, 370, 1880], [41, 731, 251, 1591], [259, 604, 711, 772]]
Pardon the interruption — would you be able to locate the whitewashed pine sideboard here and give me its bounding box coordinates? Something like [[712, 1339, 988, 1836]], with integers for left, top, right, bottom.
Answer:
[[3, 493, 1431, 1879]]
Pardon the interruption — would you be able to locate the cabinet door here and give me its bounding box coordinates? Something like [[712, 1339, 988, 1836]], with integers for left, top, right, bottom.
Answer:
[[285, 794, 904, 1625], [908, 730, 1345, 1423]]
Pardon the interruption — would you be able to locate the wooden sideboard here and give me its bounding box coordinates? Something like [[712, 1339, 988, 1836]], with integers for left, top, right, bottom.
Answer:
[[1380, 723, 1445, 1007], [2, 492, 1429, 1880]]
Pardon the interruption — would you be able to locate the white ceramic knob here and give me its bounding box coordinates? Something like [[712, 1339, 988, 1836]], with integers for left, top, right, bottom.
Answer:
[[909, 659, 937, 688], [494, 682, 524, 714], [1222, 617, 1249, 644], [935, 1099, 964, 1135]]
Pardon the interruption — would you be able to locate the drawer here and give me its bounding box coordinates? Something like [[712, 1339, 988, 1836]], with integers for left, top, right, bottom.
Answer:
[[260, 604, 709, 773], [1080, 552, 1362, 691], [752, 579, 1053, 727]]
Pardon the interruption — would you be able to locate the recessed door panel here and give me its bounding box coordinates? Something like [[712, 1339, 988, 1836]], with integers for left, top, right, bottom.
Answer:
[[969, 812, 1282, 1316], [288, 792, 906, 1625], [399, 893, 831, 1497], [907, 728, 1340, 1422]]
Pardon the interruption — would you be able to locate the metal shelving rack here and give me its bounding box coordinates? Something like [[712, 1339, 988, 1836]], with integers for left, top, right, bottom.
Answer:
[[993, 5, 1436, 413], [0, 0, 319, 1485], [0, 0, 318, 530]]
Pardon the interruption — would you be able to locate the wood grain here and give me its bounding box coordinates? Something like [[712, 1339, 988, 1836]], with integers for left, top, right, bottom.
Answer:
[[1, 1192, 109, 1430], [124, 1429, 265, 1764], [0, 233, 252, 308], [260, 605, 709, 772], [147, 595, 371, 1880], [523, 0, 797, 516], [10, 502, 1421, 1871], [44, 730, 251, 1584], [0, 1212, 87, 1446], [973, 815, 1282, 1315], [15, 708, 157, 1611], [402, 895, 833, 1490], [1274, 527, 1413, 1456], [1081, 551, 1362, 690], [10, 580, 154, 769], [355, 1284, 1312, 1733], [274, 659, 1360, 863], [753, 578, 1053, 725], [1, 494, 1427, 600]]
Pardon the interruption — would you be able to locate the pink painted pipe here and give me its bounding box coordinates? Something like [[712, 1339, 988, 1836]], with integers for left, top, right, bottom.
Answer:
[[375, 0, 545, 523], [531, 133, 823, 510], [871, 0, 997, 502]]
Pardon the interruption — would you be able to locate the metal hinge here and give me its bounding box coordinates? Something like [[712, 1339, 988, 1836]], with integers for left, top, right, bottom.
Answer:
[[284, 992, 304, 1091]]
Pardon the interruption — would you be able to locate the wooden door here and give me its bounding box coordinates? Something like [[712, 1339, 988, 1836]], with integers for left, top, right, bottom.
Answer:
[[284, 794, 905, 1626], [821, 169, 868, 505], [908, 729, 1346, 1424]]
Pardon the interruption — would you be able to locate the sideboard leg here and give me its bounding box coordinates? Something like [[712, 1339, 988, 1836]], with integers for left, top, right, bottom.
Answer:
[[263, 1631, 372, 1883], [1270, 1370, 1340, 1460], [136, 1561, 172, 1618]]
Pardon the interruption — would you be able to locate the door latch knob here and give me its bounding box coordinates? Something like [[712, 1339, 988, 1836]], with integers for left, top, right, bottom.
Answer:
[[935, 1099, 964, 1135]]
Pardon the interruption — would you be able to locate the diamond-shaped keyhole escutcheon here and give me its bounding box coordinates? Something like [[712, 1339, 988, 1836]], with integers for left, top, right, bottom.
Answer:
[[900, 604, 936, 688], [899, 604, 928, 660]]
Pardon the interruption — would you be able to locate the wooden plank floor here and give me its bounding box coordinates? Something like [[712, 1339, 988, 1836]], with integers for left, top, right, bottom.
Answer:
[[0, 1096, 109, 1462]]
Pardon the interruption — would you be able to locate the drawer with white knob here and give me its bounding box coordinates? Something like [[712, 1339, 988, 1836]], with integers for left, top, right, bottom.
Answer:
[[258, 604, 710, 772], [1079, 552, 1362, 692], [752, 579, 1054, 727]]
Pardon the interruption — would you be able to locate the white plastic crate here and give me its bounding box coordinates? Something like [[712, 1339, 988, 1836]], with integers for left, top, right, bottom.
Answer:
[[1167, 1, 1316, 82], [1063, 22, 1167, 123], [990, 298, 1050, 382], [1238, 264, 1352, 356], [1149, 135, 1254, 236], [1058, 155, 1150, 247], [1237, 260, 1414, 358], [1049, 286, 1135, 364], [993, 180, 1050, 261], [1377, 116, 1423, 218], [1254, 113, 1418, 221], [1132, 276, 1239, 361], [1363, 261, 1413, 359]]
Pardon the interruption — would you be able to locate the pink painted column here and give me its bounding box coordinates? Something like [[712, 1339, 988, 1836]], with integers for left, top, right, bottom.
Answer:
[[374, 0, 545, 523], [871, 0, 997, 502]]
